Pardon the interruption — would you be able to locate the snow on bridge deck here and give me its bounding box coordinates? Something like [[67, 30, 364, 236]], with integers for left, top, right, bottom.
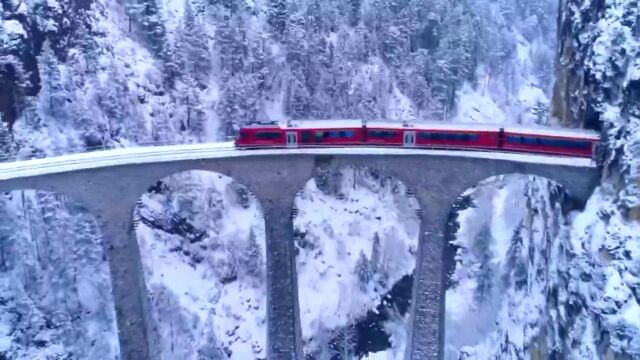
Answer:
[[0, 142, 596, 181]]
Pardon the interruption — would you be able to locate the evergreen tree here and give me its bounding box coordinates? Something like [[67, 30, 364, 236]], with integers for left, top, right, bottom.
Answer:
[[241, 229, 264, 279], [181, 75, 207, 140], [97, 67, 126, 142], [217, 73, 240, 138], [348, 0, 362, 27], [75, 21, 99, 75], [179, 0, 211, 87], [307, 0, 323, 33], [248, 38, 268, 90], [151, 103, 173, 142], [161, 38, 181, 88], [267, 0, 288, 36], [0, 114, 14, 159], [355, 251, 371, 289], [430, 59, 454, 119], [285, 12, 307, 71], [126, 0, 167, 56], [37, 40, 70, 127], [371, 232, 381, 274], [214, 15, 242, 76], [472, 224, 495, 304], [286, 72, 310, 119]]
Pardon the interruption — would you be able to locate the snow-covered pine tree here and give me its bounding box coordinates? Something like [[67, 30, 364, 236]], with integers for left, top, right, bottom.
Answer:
[[179, 0, 211, 87], [371, 232, 381, 275], [75, 20, 100, 75], [241, 229, 264, 279], [214, 14, 243, 77], [348, 0, 362, 27], [355, 250, 372, 290], [248, 37, 268, 90], [0, 113, 15, 159], [286, 71, 311, 119], [217, 73, 240, 138], [267, 0, 288, 36], [472, 224, 495, 304], [181, 75, 207, 140], [285, 11, 307, 71], [37, 40, 70, 128], [97, 65, 130, 143], [133, 0, 167, 56]]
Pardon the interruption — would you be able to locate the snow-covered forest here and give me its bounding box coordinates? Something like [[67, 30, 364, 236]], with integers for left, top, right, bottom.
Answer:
[[0, 190, 119, 359], [1, 0, 558, 158], [0, 0, 639, 359]]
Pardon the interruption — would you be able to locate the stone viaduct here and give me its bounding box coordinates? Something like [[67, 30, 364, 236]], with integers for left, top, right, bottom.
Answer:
[[0, 149, 600, 359]]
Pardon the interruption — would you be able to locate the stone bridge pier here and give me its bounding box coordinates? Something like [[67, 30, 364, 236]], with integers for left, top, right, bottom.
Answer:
[[0, 154, 600, 360]]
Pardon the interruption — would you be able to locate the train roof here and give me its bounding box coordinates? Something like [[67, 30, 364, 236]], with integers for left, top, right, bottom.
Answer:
[[242, 120, 600, 140]]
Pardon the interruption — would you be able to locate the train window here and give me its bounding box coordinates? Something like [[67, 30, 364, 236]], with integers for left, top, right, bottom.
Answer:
[[419, 132, 479, 141], [320, 130, 355, 139], [325, 131, 341, 138], [254, 132, 282, 140], [507, 135, 592, 150], [573, 141, 592, 149], [301, 131, 311, 143], [314, 131, 325, 141], [506, 135, 525, 144], [540, 138, 592, 149], [369, 130, 398, 138]]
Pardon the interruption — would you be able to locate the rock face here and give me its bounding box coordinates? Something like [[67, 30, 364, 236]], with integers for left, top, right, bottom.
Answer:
[[552, 0, 640, 358], [553, 0, 639, 132]]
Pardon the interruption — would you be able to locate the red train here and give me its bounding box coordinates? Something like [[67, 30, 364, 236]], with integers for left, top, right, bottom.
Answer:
[[235, 120, 600, 159]]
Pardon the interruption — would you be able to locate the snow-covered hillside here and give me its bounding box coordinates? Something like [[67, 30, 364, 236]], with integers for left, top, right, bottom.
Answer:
[[0, 0, 563, 160]]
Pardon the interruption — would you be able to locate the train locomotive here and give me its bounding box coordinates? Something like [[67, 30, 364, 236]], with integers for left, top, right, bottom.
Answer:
[[235, 120, 600, 159]]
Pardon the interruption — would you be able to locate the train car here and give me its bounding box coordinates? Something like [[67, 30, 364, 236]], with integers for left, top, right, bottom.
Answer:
[[410, 122, 500, 150], [235, 121, 285, 148], [502, 126, 599, 158], [359, 121, 501, 150], [286, 120, 364, 147]]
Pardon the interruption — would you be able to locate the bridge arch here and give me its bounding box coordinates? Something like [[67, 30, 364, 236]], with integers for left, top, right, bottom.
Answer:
[[132, 169, 268, 359], [443, 174, 580, 358], [293, 164, 421, 358], [0, 188, 119, 359]]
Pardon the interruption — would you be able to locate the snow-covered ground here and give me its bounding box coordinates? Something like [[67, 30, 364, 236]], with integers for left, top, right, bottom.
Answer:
[[135, 171, 267, 359], [294, 166, 419, 358]]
